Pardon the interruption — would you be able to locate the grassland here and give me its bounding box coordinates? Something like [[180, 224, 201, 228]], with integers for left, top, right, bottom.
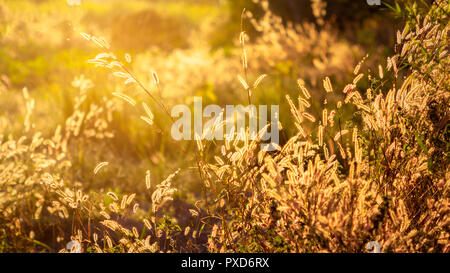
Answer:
[[0, 0, 448, 253]]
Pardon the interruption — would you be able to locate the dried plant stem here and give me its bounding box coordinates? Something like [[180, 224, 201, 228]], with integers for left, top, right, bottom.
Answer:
[[120, 66, 174, 123]]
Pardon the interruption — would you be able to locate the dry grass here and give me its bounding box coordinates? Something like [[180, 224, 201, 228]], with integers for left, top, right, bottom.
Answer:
[[0, 0, 448, 253]]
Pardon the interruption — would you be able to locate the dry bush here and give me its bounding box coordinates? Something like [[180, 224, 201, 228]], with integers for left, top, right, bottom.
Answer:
[[199, 0, 449, 253], [245, 0, 365, 88], [0, 75, 184, 253]]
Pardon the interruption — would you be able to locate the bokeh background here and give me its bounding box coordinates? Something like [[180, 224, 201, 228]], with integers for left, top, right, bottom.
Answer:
[[4, 0, 446, 253], [0, 0, 399, 188]]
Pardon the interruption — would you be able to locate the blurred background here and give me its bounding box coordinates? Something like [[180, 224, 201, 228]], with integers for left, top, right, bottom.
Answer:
[[0, 0, 400, 203]]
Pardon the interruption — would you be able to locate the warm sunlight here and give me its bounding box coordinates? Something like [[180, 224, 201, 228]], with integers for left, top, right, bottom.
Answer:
[[0, 0, 448, 256]]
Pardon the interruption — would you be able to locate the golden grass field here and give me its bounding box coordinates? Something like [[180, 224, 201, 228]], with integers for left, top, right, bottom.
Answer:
[[0, 0, 448, 253]]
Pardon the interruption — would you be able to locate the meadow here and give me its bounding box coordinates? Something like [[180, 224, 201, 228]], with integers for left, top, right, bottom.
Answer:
[[0, 0, 448, 253]]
